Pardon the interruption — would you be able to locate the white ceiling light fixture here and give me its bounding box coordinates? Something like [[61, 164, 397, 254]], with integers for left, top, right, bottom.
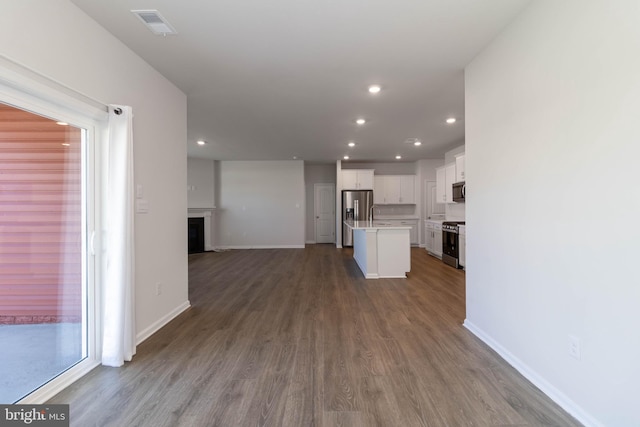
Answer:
[[414, 140, 422, 146], [368, 85, 381, 94], [132, 10, 177, 35], [355, 118, 366, 125], [395, 155, 402, 160], [446, 117, 457, 124], [343, 155, 350, 160], [197, 140, 207, 146], [348, 141, 356, 147]]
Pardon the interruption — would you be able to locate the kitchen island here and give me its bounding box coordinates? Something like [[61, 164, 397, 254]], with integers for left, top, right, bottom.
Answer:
[[344, 220, 411, 279]]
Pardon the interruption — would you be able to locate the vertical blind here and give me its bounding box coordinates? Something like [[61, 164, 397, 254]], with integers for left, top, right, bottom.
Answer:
[[0, 103, 83, 324]]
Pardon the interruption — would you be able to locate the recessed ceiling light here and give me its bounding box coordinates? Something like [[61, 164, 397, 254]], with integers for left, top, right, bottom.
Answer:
[[293, 156, 298, 160], [355, 118, 366, 125], [395, 155, 402, 160], [343, 155, 350, 160], [404, 138, 421, 146], [368, 85, 381, 94], [197, 140, 207, 145], [446, 117, 456, 124], [348, 141, 356, 147], [56, 122, 68, 126]]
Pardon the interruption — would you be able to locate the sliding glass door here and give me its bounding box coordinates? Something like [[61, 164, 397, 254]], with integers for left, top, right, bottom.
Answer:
[[0, 101, 96, 403]]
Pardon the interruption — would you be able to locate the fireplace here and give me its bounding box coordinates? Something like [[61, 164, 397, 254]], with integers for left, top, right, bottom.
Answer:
[[187, 208, 215, 251], [188, 217, 205, 254]]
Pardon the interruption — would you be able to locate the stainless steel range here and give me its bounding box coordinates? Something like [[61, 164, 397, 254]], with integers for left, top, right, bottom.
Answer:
[[442, 221, 465, 268]]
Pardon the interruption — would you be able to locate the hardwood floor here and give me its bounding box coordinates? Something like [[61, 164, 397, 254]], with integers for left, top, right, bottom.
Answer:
[[49, 246, 582, 426]]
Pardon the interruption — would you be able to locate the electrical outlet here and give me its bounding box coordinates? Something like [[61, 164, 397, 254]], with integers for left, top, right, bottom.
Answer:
[[568, 335, 581, 360], [156, 282, 162, 296]]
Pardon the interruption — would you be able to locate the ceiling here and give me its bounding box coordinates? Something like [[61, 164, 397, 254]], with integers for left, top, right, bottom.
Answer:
[[70, 0, 531, 163]]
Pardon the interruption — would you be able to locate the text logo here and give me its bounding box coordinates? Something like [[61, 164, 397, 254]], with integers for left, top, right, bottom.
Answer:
[[0, 405, 69, 427]]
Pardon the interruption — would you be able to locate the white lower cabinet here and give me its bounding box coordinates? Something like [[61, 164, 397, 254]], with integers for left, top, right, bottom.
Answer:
[[425, 221, 434, 253], [424, 220, 443, 258], [384, 219, 418, 245], [399, 220, 418, 245]]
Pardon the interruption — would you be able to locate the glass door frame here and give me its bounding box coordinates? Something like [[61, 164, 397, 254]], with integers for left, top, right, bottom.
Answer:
[[0, 69, 105, 404]]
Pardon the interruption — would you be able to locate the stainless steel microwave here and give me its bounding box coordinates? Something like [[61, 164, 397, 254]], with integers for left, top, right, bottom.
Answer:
[[453, 182, 465, 202]]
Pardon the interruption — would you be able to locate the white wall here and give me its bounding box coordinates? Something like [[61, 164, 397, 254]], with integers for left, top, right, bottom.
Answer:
[[187, 157, 215, 209], [304, 163, 336, 243], [0, 1, 189, 341], [344, 161, 417, 175], [218, 161, 305, 248], [465, 1, 640, 426], [444, 144, 465, 164]]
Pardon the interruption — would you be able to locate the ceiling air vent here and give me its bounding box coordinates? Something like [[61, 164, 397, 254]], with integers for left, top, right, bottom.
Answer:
[[131, 10, 177, 35]]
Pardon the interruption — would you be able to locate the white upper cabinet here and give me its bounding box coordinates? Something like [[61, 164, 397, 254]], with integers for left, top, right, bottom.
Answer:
[[373, 176, 385, 204], [357, 169, 374, 189], [373, 175, 416, 204], [383, 176, 401, 203], [342, 169, 374, 190], [399, 175, 415, 204], [455, 153, 465, 182], [342, 170, 358, 189], [436, 163, 457, 203]]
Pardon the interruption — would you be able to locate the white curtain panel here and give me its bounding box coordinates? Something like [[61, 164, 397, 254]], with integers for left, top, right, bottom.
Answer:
[[102, 105, 136, 367]]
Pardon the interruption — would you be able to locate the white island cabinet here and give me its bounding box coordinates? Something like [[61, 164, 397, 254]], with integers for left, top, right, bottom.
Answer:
[[344, 220, 411, 279]]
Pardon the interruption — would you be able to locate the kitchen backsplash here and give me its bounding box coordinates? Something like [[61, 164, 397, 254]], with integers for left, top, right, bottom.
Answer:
[[374, 204, 416, 217], [446, 202, 465, 221]]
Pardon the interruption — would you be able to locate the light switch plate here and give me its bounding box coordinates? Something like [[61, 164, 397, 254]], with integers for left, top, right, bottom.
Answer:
[[136, 199, 149, 214]]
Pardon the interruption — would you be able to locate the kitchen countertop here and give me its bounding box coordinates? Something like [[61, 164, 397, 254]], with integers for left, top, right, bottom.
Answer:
[[344, 220, 412, 230], [374, 215, 419, 220]]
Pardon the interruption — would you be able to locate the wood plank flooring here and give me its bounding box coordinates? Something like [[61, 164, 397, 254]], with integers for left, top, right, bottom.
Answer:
[[49, 245, 582, 426]]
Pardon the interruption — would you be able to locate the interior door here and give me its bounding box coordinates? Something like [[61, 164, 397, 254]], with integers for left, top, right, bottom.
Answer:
[[314, 184, 335, 243], [425, 180, 444, 219]]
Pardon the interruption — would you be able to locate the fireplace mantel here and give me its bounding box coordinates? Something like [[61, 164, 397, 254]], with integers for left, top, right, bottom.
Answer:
[[187, 208, 216, 251]]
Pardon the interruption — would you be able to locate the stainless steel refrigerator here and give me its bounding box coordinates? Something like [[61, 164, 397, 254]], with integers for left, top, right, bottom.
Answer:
[[342, 190, 374, 247]]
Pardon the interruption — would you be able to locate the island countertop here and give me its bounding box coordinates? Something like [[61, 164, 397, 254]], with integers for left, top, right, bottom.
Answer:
[[343, 220, 412, 230]]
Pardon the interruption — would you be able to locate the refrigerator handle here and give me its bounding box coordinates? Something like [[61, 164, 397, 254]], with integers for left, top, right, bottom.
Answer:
[[354, 199, 359, 220]]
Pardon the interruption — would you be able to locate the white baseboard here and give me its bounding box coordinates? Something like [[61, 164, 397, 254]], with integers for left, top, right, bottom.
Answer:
[[18, 358, 100, 404], [463, 320, 603, 427], [217, 245, 305, 250], [136, 300, 191, 345]]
